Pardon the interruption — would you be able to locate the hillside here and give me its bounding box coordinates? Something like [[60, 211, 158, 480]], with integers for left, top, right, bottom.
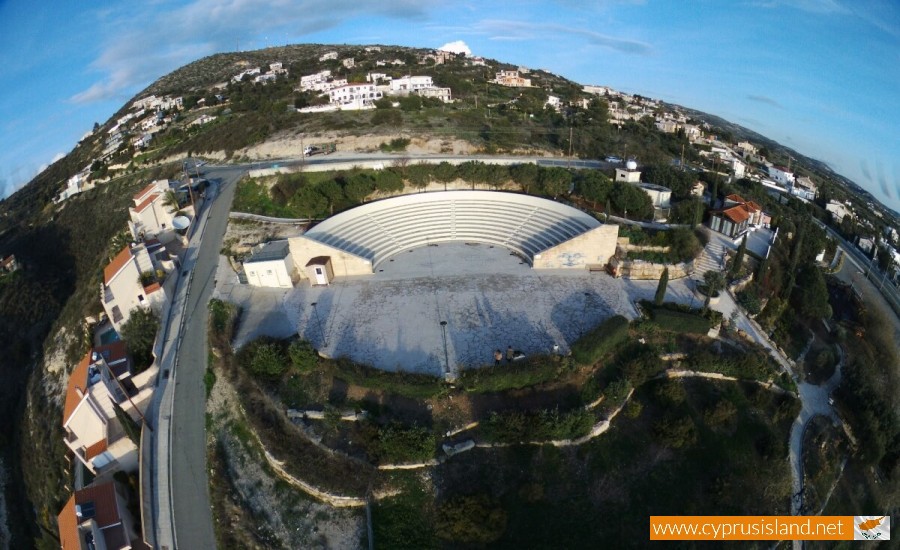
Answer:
[[0, 42, 897, 547]]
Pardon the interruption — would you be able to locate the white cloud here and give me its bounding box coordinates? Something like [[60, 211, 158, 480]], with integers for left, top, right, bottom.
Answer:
[[438, 40, 472, 56], [69, 0, 440, 104]]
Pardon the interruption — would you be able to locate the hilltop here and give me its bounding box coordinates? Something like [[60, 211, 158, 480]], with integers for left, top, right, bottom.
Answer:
[[0, 43, 897, 548]]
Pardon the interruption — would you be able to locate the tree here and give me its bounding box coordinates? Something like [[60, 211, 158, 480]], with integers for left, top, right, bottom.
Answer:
[[509, 163, 540, 194], [655, 267, 669, 306], [436, 495, 507, 544], [794, 266, 832, 320], [120, 308, 160, 373], [538, 167, 571, 198], [342, 172, 376, 203], [317, 179, 344, 214], [249, 343, 287, 377], [290, 185, 328, 219], [730, 236, 747, 279], [375, 169, 404, 194], [703, 270, 726, 308], [576, 170, 613, 205], [288, 339, 317, 373], [271, 175, 304, 206], [610, 181, 653, 220]]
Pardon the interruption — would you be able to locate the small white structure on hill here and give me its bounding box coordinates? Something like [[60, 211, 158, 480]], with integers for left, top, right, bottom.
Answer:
[[244, 240, 297, 288]]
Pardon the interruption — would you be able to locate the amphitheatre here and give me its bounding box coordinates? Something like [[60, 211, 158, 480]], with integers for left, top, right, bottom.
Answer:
[[224, 190, 692, 376]]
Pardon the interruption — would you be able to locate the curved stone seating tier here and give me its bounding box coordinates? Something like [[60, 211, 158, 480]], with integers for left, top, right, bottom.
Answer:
[[304, 190, 601, 268]]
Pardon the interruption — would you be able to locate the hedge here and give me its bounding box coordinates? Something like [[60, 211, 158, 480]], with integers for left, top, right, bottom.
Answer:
[[650, 308, 711, 334], [571, 315, 630, 366]]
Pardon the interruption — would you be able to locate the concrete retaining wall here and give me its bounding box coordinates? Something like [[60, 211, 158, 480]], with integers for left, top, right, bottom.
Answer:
[[532, 225, 619, 269]]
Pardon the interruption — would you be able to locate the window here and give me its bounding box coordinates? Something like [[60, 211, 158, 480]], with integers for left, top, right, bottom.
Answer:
[[138, 294, 144, 303], [111, 306, 123, 323]]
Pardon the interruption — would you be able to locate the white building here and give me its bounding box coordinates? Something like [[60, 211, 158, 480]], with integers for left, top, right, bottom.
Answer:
[[545, 95, 562, 111], [492, 70, 532, 87], [858, 237, 875, 255], [637, 183, 672, 221], [342, 57, 356, 69], [389, 75, 434, 93], [328, 83, 382, 109], [319, 51, 338, 61], [729, 157, 746, 179], [101, 242, 169, 331], [414, 86, 453, 103], [57, 481, 138, 550], [243, 240, 297, 288], [825, 200, 853, 222], [61, 342, 154, 477], [128, 180, 179, 243], [768, 165, 795, 187], [615, 161, 641, 183]]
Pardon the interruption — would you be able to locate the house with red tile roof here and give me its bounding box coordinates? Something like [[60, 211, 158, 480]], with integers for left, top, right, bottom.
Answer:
[[128, 179, 180, 243], [709, 194, 770, 239], [62, 346, 144, 477], [57, 481, 138, 550], [101, 242, 170, 332]]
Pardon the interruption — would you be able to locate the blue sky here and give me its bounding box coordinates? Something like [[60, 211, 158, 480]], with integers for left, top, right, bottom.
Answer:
[[1, 0, 898, 212]]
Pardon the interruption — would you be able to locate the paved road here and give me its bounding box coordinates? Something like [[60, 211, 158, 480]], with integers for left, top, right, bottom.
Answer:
[[169, 166, 243, 549], [241, 151, 607, 172]]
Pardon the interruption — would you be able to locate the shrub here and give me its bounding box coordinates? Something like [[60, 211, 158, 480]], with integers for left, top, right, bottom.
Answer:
[[380, 137, 411, 152], [376, 423, 435, 463], [571, 315, 630, 366], [650, 308, 711, 334], [482, 407, 594, 443], [288, 339, 317, 373], [120, 307, 160, 373], [458, 356, 561, 393], [654, 414, 696, 448], [436, 495, 507, 544]]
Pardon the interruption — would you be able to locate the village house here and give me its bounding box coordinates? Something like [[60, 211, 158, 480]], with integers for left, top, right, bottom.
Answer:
[[491, 70, 532, 87], [825, 199, 853, 222], [768, 165, 795, 187], [709, 194, 769, 239], [57, 481, 138, 550], [101, 241, 171, 332], [0, 254, 18, 272], [327, 83, 383, 110], [319, 51, 338, 61], [61, 343, 154, 477], [414, 86, 453, 103], [388, 75, 433, 94], [127, 180, 183, 243], [243, 240, 298, 288]]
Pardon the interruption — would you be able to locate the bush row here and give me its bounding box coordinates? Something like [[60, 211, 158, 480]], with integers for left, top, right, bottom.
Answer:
[[481, 407, 595, 443], [571, 315, 630, 366]]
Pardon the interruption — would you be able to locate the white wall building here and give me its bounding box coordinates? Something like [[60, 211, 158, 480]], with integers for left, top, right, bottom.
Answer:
[[101, 243, 168, 331], [328, 83, 382, 109], [389, 75, 434, 93], [768, 165, 795, 187], [244, 240, 297, 288], [825, 200, 853, 222], [413, 87, 453, 103], [128, 180, 178, 243]]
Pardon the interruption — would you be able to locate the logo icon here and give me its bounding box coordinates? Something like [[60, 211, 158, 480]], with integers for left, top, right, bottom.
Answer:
[[854, 516, 890, 541]]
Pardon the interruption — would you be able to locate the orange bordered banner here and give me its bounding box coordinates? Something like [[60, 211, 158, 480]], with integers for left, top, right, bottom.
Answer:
[[650, 516, 890, 541]]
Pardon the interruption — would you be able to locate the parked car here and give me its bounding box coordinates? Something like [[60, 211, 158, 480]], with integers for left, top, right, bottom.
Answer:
[[605, 155, 623, 164]]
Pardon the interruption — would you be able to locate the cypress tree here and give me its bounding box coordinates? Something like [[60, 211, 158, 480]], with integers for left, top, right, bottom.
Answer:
[[655, 267, 669, 306], [730, 236, 747, 279]]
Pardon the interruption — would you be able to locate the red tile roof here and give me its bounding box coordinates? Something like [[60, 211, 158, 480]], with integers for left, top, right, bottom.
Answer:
[[63, 353, 92, 426], [133, 192, 161, 214], [721, 205, 750, 224], [725, 193, 746, 203], [745, 200, 762, 213], [134, 182, 157, 202], [104, 246, 133, 285], [58, 482, 125, 550]]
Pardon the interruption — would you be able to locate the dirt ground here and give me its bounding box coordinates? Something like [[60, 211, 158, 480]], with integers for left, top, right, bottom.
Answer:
[[221, 219, 306, 258]]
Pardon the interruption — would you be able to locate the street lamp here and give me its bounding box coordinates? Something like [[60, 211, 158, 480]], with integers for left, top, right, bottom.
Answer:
[[311, 302, 327, 348], [439, 321, 449, 375]]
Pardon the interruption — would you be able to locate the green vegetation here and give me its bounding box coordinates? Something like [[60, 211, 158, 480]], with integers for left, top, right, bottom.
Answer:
[[372, 472, 436, 550], [379, 137, 411, 152], [375, 423, 436, 463], [458, 355, 566, 393], [654, 267, 669, 305], [436, 494, 507, 544], [570, 315, 630, 366], [326, 357, 446, 399], [650, 308, 711, 334], [119, 306, 160, 373], [481, 407, 595, 443], [112, 401, 142, 446]]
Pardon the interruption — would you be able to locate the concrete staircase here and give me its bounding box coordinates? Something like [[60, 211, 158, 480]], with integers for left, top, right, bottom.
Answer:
[[694, 243, 727, 278]]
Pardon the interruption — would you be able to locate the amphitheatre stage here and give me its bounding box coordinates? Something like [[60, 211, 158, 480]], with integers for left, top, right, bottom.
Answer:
[[219, 190, 695, 376]]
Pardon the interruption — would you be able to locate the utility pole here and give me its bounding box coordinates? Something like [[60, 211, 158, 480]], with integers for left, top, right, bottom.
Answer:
[[680, 143, 685, 170], [567, 127, 574, 170]]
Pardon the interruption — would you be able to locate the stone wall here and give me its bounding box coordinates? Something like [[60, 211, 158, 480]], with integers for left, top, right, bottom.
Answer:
[[532, 224, 619, 269], [618, 259, 693, 280], [287, 236, 373, 280]]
